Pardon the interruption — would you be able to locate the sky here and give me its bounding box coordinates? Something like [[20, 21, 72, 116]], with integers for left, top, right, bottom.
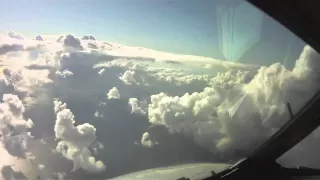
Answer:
[[0, 0, 306, 62], [0, 0, 217, 57]]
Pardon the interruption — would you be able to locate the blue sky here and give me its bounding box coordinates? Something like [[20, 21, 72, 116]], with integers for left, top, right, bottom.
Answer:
[[0, 0, 217, 56], [0, 0, 306, 65]]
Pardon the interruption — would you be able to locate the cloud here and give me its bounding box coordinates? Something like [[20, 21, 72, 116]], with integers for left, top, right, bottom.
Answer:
[[147, 45, 320, 157], [164, 60, 184, 65], [2, 67, 53, 108], [53, 100, 106, 173], [107, 87, 120, 99], [98, 68, 105, 75], [119, 70, 136, 85], [141, 132, 157, 148], [0, 31, 230, 178], [0, 44, 24, 55], [56, 69, 74, 78], [53, 172, 67, 180], [0, 94, 34, 158], [128, 98, 146, 115], [210, 69, 254, 89], [8, 31, 24, 40], [90, 141, 104, 155], [88, 42, 98, 49], [81, 35, 96, 41], [35, 35, 44, 41], [57, 34, 83, 50], [38, 164, 45, 170]]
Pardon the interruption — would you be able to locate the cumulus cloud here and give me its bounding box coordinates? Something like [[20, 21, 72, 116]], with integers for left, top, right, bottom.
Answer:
[[128, 98, 146, 115], [210, 70, 254, 89], [141, 132, 157, 148], [56, 69, 74, 78], [107, 87, 120, 99], [53, 100, 106, 173], [0, 94, 34, 158], [119, 70, 136, 85], [38, 164, 45, 170], [147, 45, 320, 156], [8, 31, 24, 40], [57, 34, 83, 50], [81, 35, 96, 40], [35, 35, 44, 41], [2, 67, 53, 107]]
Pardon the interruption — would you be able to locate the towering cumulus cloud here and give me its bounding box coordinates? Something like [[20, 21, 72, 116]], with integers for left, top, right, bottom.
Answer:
[[147, 46, 320, 156], [53, 100, 106, 173], [0, 94, 34, 158]]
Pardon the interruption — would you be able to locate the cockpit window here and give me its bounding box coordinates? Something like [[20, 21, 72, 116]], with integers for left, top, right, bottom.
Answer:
[[0, 0, 318, 179]]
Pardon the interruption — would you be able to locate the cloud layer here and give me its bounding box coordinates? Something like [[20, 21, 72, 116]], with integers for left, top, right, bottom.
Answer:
[[0, 31, 318, 179]]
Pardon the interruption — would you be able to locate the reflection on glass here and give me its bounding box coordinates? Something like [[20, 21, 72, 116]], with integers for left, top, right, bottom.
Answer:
[[216, 0, 264, 62], [0, 0, 317, 179]]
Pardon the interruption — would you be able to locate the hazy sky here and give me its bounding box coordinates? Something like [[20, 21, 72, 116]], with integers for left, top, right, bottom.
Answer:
[[0, 0, 306, 62]]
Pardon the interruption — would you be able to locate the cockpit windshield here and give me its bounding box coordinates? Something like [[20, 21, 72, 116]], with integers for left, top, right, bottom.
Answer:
[[0, 0, 318, 179]]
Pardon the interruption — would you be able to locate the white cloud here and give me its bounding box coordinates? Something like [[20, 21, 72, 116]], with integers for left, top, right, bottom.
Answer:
[[107, 87, 120, 99], [2, 67, 53, 107], [57, 34, 83, 51], [53, 100, 106, 173], [8, 31, 24, 40], [141, 132, 156, 148], [119, 70, 136, 85], [98, 68, 105, 76], [128, 98, 146, 115], [0, 94, 34, 158], [147, 45, 320, 155], [38, 164, 45, 170], [210, 69, 254, 89], [56, 69, 73, 78], [88, 42, 98, 49]]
